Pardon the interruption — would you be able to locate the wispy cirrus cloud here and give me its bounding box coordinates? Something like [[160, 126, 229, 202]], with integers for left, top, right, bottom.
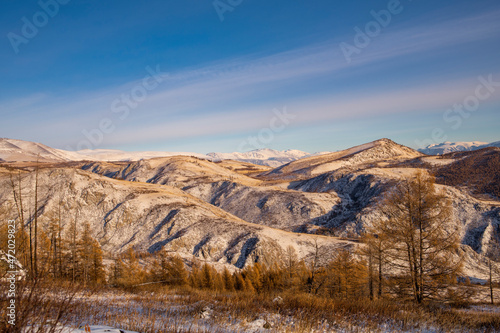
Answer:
[[1, 8, 500, 150], [349, 9, 500, 63], [97, 74, 500, 147]]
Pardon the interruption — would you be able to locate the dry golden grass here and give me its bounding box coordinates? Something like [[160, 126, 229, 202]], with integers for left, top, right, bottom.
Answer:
[[65, 285, 500, 332], [3, 280, 500, 332]]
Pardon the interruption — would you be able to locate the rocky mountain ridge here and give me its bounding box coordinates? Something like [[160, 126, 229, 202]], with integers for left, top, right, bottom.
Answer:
[[1, 138, 499, 279]]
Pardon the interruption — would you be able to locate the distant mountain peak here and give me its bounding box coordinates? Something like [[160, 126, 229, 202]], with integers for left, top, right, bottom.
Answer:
[[0, 138, 315, 167], [419, 141, 496, 155], [1, 137, 428, 168], [206, 148, 312, 167], [374, 138, 394, 144]]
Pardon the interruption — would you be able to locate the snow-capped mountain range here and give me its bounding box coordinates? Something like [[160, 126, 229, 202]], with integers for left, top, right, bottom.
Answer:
[[0, 138, 326, 167], [1, 137, 499, 279], [419, 140, 500, 155], [207, 148, 323, 167]]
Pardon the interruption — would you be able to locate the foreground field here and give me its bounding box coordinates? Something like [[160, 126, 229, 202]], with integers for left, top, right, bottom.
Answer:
[[3, 281, 500, 333]]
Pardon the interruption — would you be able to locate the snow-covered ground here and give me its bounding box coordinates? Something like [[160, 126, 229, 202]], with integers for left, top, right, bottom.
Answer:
[[420, 156, 456, 166], [41, 290, 492, 333], [61, 326, 139, 333]]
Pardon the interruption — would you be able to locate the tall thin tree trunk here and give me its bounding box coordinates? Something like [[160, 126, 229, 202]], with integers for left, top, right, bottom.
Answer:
[[58, 197, 62, 278], [418, 188, 425, 303], [72, 211, 78, 284], [378, 245, 383, 298], [368, 248, 374, 300], [29, 208, 33, 278], [34, 158, 39, 279], [490, 259, 494, 305], [10, 172, 25, 266], [52, 231, 57, 278], [18, 172, 28, 267], [18, 172, 24, 224], [419, 221, 424, 303], [9, 172, 21, 222]]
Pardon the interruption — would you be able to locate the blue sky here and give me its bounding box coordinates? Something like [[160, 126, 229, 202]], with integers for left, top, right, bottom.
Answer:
[[1, 0, 499, 153]]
